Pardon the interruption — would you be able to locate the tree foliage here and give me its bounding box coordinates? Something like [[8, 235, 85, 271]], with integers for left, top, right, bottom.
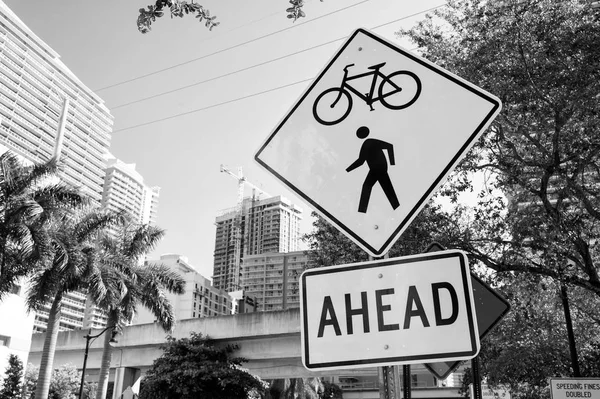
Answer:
[[0, 151, 86, 302], [92, 223, 185, 399], [303, 203, 460, 267], [136, 0, 324, 33], [28, 208, 124, 399], [137, 0, 219, 34], [460, 274, 600, 399], [24, 363, 96, 399], [139, 332, 266, 399], [319, 381, 343, 399], [0, 354, 23, 399], [267, 378, 323, 399], [400, 0, 600, 296]]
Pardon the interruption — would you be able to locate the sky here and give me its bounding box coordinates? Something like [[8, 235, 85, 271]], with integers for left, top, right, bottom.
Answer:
[[3, 0, 445, 278]]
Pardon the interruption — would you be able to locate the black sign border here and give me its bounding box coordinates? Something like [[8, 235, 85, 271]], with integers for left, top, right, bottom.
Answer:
[[300, 251, 479, 370]]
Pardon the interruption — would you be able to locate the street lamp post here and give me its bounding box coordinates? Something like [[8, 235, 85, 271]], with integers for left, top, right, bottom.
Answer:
[[78, 326, 116, 399]]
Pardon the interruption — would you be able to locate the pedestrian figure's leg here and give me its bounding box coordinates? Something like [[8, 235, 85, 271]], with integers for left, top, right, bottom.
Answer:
[[359, 172, 378, 213], [378, 173, 400, 210]]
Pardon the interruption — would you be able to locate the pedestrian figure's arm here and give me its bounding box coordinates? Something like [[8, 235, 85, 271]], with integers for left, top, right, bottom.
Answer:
[[383, 142, 395, 166], [346, 158, 364, 172]]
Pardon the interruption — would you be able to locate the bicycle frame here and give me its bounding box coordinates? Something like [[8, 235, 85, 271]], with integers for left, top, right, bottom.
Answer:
[[333, 64, 388, 111]]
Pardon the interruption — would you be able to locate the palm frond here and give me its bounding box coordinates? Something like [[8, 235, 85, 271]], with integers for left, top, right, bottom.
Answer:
[[125, 224, 165, 259], [73, 209, 126, 243], [142, 262, 186, 295]]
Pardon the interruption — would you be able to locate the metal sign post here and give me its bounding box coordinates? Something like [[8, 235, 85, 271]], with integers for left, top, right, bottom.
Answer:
[[471, 356, 482, 399], [379, 365, 401, 399], [403, 365, 411, 399]]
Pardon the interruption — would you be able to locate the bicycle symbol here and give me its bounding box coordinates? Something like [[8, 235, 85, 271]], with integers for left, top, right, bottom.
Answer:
[[312, 62, 422, 126]]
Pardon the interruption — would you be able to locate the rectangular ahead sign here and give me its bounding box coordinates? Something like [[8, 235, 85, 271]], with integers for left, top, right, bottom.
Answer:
[[300, 250, 479, 370]]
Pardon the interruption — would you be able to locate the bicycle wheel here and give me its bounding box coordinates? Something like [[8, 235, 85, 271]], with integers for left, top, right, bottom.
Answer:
[[312, 88, 353, 126], [379, 70, 422, 110]]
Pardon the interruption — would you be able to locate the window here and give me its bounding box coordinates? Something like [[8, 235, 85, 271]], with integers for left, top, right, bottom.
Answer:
[[0, 335, 11, 347]]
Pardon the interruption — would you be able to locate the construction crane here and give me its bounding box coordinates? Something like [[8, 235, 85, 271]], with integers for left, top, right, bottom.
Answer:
[[219, 165, 269, 291]]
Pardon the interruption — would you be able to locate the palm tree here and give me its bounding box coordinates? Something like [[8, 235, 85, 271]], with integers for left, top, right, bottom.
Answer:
[[27, 208, 124, 399], [268, 378, 324, 399], [0, 151, 85, 301], [91, 224, 185, 399]]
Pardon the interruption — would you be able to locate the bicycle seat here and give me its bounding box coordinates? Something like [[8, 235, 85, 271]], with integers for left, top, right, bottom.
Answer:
[[368, 62, 386, 70]]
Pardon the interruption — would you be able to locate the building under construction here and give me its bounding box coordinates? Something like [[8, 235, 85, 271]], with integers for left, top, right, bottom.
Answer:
[[212, 195, 303, 292]]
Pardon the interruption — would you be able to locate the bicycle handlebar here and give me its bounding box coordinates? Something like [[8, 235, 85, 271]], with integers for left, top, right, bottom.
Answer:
[[343, 64, 355, 71]]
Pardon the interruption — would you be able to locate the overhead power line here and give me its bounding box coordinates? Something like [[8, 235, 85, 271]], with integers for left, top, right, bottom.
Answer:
[[111, 78, 312, 133], [112, 4, 446, 133], [95, 0, 370, 92], [111, 4, 445, 110]]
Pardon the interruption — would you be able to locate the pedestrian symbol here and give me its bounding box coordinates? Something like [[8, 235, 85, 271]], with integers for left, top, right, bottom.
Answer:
[[255, 28, 502, 257], [346, 126, 399, 213]]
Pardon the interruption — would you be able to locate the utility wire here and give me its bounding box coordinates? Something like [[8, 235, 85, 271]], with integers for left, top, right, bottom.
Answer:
[[111, 38, 343, 110], [112, 78, 312, 133], [95, 0, 370, 92], [112, 4, 446, 133], [111, 4, 445, 110]]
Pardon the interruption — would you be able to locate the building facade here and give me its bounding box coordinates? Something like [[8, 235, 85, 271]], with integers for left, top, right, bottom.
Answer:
[[213, 196, 303, 292], [0, 0, 116, 335], [102, 155, 160, 226], [0, 282, 35, 375], [0, 1, 157, 335], [133, 254, 233, 325], [241, 250, 310, 312], [0, 1, 112, 205]]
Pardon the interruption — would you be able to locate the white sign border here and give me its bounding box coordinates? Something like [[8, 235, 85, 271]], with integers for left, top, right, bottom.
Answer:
[[255, 28, 502, 257], [300, 250, 480, 370]]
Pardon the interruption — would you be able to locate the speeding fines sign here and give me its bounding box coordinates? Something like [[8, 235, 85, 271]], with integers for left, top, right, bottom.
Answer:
[[300, 250, 480, 370], [551, 379, 600, 399]]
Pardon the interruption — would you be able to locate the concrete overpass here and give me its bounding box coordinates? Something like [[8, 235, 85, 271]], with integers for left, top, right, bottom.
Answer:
[[28, 309, 463, 398]]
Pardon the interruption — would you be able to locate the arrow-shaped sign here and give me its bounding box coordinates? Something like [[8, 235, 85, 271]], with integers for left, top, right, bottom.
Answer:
[[423, 244, 510, 380]]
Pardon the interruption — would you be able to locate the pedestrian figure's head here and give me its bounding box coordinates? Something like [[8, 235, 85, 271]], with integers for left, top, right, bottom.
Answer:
[[356, 126, 370, 139]]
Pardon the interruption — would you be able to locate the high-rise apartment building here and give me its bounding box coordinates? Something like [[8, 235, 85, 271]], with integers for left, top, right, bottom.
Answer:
[[212, 196, 302, 292], [0, 2, 112, 205], [242, 250, 311, 312], [102, 154, 160, 226], [0, 2, 114, 335], [134, 254, 233, 325]]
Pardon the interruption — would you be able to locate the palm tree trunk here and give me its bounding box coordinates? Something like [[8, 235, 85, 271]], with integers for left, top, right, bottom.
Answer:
[[34, 293, 62, 399], [96, 311, 118, 399]]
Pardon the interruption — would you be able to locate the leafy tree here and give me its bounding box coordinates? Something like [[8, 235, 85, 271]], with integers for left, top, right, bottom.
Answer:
[[24, 363, 93, 399], [459, 274, 600, 399], [267, 378, 323, 399], [400, 0, 600, 296], [0, 151, 86, 302], [136, 0, 324, 33], [0, 354, 23, 399], [137, 0, 218, 34], [92, 224, 185, 399], [22, 365, 36, 399], [28, 209, 124, 399], [139, 332, 267, 399], [303, 203, 459, 267], [319, 381, 343, 399], [48, 364, 79, 399]]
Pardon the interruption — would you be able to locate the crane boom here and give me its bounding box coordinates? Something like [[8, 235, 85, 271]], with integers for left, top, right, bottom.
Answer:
[[219, 164, 270, 198]]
